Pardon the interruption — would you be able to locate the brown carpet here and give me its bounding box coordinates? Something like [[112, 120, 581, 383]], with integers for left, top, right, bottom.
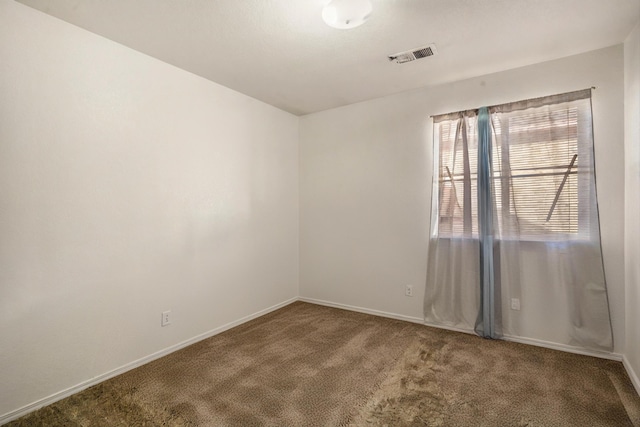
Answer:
[[7, 301, 640, 426]]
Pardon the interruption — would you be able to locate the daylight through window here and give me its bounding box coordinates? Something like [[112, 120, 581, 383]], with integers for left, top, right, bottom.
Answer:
[[434, 95, 593, 241]]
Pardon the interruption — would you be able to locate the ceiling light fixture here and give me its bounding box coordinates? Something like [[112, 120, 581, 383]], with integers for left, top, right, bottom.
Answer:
[[322, 0, 372, 30]]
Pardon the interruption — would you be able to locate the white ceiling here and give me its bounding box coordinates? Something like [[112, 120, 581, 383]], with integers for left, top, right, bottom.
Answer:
[[16, 0, 640, 115]]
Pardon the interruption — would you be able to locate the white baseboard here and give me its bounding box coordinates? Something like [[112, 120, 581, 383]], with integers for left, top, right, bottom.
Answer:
[[298, 297, 622, 361], [623, 355, 640, 396], [0, 297, 297, 426], [299, 297, 623, 362], [502, 334, 623, 361], [298, 296, 424, 324]]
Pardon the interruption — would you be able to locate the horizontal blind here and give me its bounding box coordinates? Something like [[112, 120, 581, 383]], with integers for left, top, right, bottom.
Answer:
[[436, 94, 592, 240], [438, 118, 478, 236]]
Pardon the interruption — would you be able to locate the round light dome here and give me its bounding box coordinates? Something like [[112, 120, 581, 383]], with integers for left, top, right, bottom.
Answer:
[[322, 0, 372, 30]]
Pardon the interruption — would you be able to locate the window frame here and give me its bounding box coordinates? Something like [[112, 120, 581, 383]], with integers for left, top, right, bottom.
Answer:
[[432, 96, 595, 243]]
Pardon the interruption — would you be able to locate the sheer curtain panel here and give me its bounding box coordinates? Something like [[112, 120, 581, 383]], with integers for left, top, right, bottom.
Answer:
[[424, 89, 613, 352]]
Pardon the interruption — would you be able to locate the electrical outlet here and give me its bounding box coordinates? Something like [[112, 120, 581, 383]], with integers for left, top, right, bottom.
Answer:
[[510, 298, 521, 311], [405, 285, 413, 297], [161, 310, 171, 326]]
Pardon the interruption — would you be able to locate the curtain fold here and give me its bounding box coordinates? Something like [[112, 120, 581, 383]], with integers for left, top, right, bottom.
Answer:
[[425, 90, 613, 352], [476, 107, 497, 338]]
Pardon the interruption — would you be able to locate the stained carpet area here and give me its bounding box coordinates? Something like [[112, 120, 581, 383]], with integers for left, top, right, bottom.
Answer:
[[7, 301, 640, 426]]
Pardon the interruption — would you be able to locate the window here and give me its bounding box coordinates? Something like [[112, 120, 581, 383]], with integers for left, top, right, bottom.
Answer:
[[426, 90, 613, 350], [434, 94, 594, 241]]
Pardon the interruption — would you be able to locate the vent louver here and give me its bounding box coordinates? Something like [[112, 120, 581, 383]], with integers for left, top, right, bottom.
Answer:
[[388, 43, 438, 64]]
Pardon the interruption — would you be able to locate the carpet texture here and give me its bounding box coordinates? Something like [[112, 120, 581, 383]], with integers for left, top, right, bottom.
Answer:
[[7, 301, 640, 426]]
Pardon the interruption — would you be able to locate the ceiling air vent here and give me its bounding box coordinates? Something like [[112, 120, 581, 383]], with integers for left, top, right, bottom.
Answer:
[[388, 43, 438, 64]]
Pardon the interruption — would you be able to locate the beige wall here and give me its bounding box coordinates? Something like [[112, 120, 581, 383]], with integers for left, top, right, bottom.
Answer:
[[0, 0, 299, 419], [624, 21, 640, 394], [300, 45, 626, 355]]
